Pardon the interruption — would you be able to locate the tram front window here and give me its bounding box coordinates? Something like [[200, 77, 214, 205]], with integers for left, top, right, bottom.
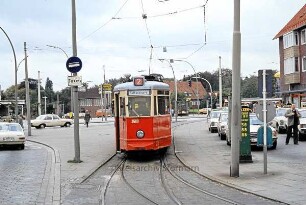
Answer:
[[128, 97, 151, 116]]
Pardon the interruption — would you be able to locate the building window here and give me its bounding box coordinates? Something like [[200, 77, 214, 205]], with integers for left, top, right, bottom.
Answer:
[[295, 57, 299, 72], [301, 29, 306, 44], [303, 56, 306, 71], [284, 32, 298, 49], [284, 57, 299, 74]]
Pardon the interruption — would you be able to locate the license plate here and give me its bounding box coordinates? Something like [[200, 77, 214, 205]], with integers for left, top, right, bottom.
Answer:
[[3, 137, 14, 141], [250, 138, 257, 142]]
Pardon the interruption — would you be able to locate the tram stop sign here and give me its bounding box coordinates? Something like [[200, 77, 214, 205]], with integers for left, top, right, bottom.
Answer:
[[255, 101, 276, 122], [66, 56, 82, 73]]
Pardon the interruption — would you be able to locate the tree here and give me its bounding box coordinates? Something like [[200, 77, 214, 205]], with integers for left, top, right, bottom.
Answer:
[[44, 78, 55, 114], [241, 75, 258, 98]]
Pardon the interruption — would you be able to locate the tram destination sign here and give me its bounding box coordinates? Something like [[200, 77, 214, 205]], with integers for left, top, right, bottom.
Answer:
[[128, 90, 150, 96]]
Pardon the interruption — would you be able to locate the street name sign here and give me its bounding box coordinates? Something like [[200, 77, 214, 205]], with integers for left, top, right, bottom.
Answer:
[[68, 76, 82, 86]]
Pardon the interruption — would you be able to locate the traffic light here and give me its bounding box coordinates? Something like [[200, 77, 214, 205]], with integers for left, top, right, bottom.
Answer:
[[188, 80, 192, 87]]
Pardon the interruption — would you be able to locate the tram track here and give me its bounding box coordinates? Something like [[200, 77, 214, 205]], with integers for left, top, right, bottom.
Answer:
[[170, 119, 286, 205]]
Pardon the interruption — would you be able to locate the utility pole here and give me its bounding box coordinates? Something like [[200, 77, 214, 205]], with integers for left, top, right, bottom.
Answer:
[[56, 94, 60, 115], [38, 71, 41, 116], [230, 0, 241, 177], [103, 65, 107, 121], [219, 56, 223, 108], [43, 96, 48, 114], [24, 42, 31, 136], [70, 0, 81, 163]]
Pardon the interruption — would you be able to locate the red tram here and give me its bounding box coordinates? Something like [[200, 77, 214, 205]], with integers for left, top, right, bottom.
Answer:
[[113, 75, 172, 152]]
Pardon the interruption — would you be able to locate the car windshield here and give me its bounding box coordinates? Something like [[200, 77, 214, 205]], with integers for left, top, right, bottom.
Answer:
[[300, 110, 306, 118], [250, 115, 264, 125], [211, 111, 221, 119], [0, 124, 23, 132], [276, 109, 288, 117], [220, 114, 228, 122], [36, 115, 46, 120]]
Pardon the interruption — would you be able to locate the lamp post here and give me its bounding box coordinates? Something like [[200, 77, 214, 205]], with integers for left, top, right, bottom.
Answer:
[[192, 77, 212, 111], [158, 59, 178, 122], [171, 59, 200, 113], [46, 44, 73, 113], [0, 27, 18, 122]]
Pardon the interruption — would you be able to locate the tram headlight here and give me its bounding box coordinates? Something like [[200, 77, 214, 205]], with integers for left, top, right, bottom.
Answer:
[[136, 130, 145, 139]]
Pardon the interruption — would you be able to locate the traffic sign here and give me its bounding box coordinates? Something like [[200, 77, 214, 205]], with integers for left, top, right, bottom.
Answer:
[[255, 101, 276, 122], [102, 83, 112, 91], [66, 56, 82, 73], [68, 76, 82, 86]]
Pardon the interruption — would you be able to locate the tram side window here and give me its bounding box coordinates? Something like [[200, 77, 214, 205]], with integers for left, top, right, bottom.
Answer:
[[158, 96, 170, 115], [128, 97, 151, 116], [120, 97, 126, 116]]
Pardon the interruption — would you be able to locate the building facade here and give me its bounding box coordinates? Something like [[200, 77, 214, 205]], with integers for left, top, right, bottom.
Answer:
[[274, 4, 306, 107]]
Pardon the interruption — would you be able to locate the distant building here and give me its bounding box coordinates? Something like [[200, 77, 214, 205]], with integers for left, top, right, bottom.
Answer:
[[164, 80, 207, 109], [78, 87, 111, 117], [273, 4, 306, 107]]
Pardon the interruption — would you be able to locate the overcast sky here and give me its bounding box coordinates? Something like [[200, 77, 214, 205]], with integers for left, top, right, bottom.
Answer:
[[1, 0, 305, 91]]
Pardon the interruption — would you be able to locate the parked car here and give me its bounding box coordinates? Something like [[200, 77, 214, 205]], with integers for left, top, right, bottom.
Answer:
[[199, 108, 208, 114], [96, 109, 112, 117], [0, 122, 26, 150], [31, 114, 73, 129], [298, 109, 306, 141], [217, 112, 228, 140], [208, 109, 223, 133], [226, 113, 278, 149], [269, 107, 290, 133]]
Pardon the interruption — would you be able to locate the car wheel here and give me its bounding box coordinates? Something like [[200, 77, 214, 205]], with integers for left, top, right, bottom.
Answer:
[[19, 144, 25, 150], [65, 122, 71, 127], [39, 124, 46, 128], [271, 140, 277, 149]]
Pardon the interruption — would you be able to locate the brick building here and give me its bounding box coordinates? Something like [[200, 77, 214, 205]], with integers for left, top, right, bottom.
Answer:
[[273, 4, 306, 107]]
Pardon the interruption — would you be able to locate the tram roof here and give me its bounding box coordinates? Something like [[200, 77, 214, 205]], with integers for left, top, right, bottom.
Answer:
[[114, 81, 169, 92]]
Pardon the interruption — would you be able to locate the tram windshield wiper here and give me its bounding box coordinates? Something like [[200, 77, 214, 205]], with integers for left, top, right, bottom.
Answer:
[[131, 109, 140, 117]]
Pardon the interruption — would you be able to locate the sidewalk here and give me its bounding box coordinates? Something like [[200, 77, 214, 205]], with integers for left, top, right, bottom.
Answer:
[[174, 120, 306, 205], [26, 118, 116, 204]]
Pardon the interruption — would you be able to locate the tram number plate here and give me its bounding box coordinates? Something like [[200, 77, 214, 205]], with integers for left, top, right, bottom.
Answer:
[[131, 119, 139, 123]]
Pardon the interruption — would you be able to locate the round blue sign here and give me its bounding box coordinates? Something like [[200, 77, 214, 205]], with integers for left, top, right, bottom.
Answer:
[[66, 56, 82, 73]]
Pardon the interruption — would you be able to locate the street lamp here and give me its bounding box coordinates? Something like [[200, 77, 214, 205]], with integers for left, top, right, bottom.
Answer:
[[46, 44, 73, 113], [192, 77, 212, 111], [0, 27, 18, 122], [158, 59, 178, 122], [170, 59, 200, 113]]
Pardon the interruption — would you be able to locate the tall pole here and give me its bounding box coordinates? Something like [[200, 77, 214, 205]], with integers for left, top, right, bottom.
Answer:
[[0, 27, 18, 122], [219, 56, 223, 108], [103, 65, 107, 121], [46, 44, 72, 113], [71, 0, 81, 163], [24, 42, 31, 136], [43, 96, 47, 114], [159, 59, 177, 122], [263, 69, 268, 174], [192, 77, 212, 110], [173, 60, 200, 113], [230, 0, 241, 177], [38, 71, 41, 116]]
